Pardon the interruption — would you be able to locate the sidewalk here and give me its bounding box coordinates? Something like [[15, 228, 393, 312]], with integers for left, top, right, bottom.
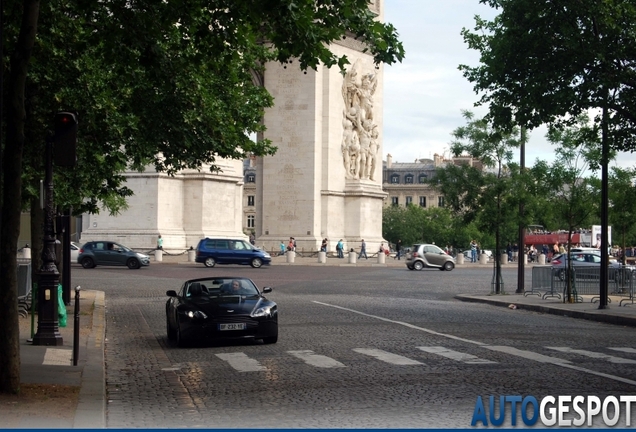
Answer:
[[10, 258, 635, 429]]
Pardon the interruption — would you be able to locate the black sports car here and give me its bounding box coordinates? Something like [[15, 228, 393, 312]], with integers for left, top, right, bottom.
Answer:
[[166, 277, 278, 347]]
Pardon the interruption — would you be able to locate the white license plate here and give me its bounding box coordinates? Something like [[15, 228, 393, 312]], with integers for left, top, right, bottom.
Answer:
[[218, 323, 246, 331]]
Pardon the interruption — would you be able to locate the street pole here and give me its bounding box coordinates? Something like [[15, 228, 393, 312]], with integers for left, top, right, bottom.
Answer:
[[516, 127, 526, 293], [32, 137, 63, 346]]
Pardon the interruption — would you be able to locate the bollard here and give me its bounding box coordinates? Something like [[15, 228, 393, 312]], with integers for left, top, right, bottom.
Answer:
[[73, 286, 80, 366], [155, 249, 163, 262], [538, 254, 546, 265], [23, 245, 31, 259], [500, 253, 508, 265], [377, 252, 386, 264], [348, 251, 357, 264], [188, 247, 196, 262], [456, 254, 464, 265], [522, 254, 528, 264], [318, 251, 326, 263], [286, 250, 295, 263], [479, 253, 488, 264]]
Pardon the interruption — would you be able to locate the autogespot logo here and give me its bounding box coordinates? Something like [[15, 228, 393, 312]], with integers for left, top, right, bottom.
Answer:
[[471, 395, 636, 427]]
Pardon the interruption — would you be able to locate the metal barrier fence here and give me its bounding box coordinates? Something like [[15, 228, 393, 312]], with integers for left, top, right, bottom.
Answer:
[[17, 258, 33, 317], [528, 265, 635, 306]]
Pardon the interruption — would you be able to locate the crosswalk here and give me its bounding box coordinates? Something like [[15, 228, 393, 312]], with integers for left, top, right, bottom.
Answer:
[[205, 346, 636, 374]]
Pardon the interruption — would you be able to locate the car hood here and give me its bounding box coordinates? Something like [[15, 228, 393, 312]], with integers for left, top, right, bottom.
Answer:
[[184, 295, 264, 316]]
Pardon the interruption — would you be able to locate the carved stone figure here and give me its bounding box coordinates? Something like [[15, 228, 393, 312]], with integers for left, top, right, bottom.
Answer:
[[341, 60, 379, 180]]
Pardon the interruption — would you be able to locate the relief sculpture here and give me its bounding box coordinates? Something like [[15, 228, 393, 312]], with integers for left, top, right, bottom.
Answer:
[[341, 60, 379, 181]]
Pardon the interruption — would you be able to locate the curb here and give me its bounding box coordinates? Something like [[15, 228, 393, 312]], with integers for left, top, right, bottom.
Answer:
[[455, 294, 636, 328], [73, 290, 106, 428]]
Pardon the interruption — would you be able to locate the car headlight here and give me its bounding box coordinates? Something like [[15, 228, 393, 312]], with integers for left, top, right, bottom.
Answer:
[[263, 252, 271, 258], [251, 305, 275, 318], [137, 253, 149, 259], [184, 310, 208, 319]]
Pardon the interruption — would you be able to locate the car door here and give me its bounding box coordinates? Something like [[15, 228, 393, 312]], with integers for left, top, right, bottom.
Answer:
[[110, 243, 129, 265], [213, 240, 232, 264], [424, 245, 445, 266], [91, 242, 113, 265], [230, 240, 253, 264]]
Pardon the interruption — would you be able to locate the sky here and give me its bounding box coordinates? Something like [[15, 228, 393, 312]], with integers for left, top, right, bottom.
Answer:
[[382, 0, 636, 171]]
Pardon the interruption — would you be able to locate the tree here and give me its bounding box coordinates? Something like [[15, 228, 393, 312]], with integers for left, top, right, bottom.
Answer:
[[433, 111, 520, 293], [1, 0, 405, 393], [608, 167, 636, 262]]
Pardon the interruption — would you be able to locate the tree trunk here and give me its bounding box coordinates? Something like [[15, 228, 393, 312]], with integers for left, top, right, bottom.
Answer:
[[0, 0, 40, 394]]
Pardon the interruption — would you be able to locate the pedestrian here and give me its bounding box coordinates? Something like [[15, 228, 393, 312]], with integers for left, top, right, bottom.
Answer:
[[321, 238, 328, 253], [395, 239, 402, 260], [157, 234, 163, 250], [279, 240, 286, 256], [470, 240, 477, 263], [336, 239, 344, 258], [288, 237, 295, 252], [249, 232, 255, 245], [358, 239, 368, 259]]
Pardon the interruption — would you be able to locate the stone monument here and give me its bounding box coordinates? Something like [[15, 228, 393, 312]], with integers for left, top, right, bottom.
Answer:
[[255, 0, 386, 253]]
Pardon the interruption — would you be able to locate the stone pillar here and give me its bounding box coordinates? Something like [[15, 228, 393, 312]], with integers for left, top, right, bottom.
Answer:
[[155, 249, 163, 262], [188, 248, 196, 262], [456, 254, 464, 265], [538, 254, 546, 265], [286, 250, 296, 263], [377, 252, 386, 264], [348, 251, 357, 264], [318, 251, 326, 263], [479, 253, 488, 264], [500, 253, 508, 265]]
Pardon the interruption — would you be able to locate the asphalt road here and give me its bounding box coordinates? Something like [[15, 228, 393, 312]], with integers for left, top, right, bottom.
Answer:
[[71, 263, 636, 428]]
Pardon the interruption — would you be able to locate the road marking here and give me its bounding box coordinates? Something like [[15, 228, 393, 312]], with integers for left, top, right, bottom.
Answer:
[[313, 301, 636, 387], [546, 347, 636, 364], [288, 350, 346, 368], [215, 353, 267, 372], [418, 346, 496, 364], [609, 347, 636, 354], [43, 348, 72, 366], [353, 348, 424, 365]]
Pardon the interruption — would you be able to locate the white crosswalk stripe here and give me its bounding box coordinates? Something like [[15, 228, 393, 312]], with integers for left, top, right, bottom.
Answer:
[[608, 347, 636, 354], [546, 347, 636, 364], [353, 348, 424, 365], [288, 350, 346, 368], [215, 353, 267, 372], [417, 346, 496, 364]]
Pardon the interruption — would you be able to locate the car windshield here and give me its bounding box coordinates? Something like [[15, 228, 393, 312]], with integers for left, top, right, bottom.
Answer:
[[183, 278, 259, 298]]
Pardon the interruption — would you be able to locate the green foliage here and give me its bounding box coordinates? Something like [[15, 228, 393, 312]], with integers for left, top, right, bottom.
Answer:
[[608, 167, 636, 252]]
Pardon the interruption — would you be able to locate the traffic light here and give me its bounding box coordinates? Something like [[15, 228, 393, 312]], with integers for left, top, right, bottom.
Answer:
[[54, 111, 78, 167]]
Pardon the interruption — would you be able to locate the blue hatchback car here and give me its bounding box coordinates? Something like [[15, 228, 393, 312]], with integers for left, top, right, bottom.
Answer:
[[195, 238, 271, 268]]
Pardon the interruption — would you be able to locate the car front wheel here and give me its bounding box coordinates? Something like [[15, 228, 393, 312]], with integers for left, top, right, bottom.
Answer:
[[204, 257, 216, 268], [413, 261, 424, 271], [443, 261, 455, 271], [176, 320, 188, 348], [251, 258, 263, 268], [81, 257, 95, 269], [166, 316, 176, 340], [127, 258, 140, 269]]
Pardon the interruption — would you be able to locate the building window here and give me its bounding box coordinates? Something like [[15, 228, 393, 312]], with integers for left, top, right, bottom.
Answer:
[[419, 196, 426, 207], [438, 196, 445, 207], [247, 195, 254, 206], [405, 175, 414, 184], [406, 196, 413, 205], [247, 215, 255, 228], [391, 174, 400, 184], [391, 196, 399, 206], [419, 174, 428, 183], [247, 174, 256, 183]]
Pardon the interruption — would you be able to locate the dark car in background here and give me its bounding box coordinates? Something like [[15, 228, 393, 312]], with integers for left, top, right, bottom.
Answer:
[[166, 276, 278, 347], [405, 243, 455, 271], [77, 241, 150, 269], [551, 251, 622, 280], [196, 238, 271, 268]]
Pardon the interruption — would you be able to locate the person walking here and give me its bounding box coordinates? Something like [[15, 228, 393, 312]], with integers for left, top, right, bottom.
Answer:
[[395, 239, 402, 260], [336, 239, 344, 258], [279, 240, 286, 256], [157, 234, 163, 250], [358, 239, 368, 259]]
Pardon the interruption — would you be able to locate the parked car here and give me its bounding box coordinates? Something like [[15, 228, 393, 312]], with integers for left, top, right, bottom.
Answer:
[[166, 276, 278, 347], [70, 242, 80, 262], [195, 238, 271, 268], [77, 241, 150, 269], [551, 252, 620, 280], [405, 244, 455, 271]]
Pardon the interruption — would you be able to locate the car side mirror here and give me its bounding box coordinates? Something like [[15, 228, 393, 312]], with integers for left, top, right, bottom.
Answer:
[[262, 287, 273, 294], [166, 290, 178, 297]]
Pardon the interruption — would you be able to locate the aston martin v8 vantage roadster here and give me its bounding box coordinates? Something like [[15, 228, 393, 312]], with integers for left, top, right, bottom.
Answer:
[[166, 277, 278, 347]]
